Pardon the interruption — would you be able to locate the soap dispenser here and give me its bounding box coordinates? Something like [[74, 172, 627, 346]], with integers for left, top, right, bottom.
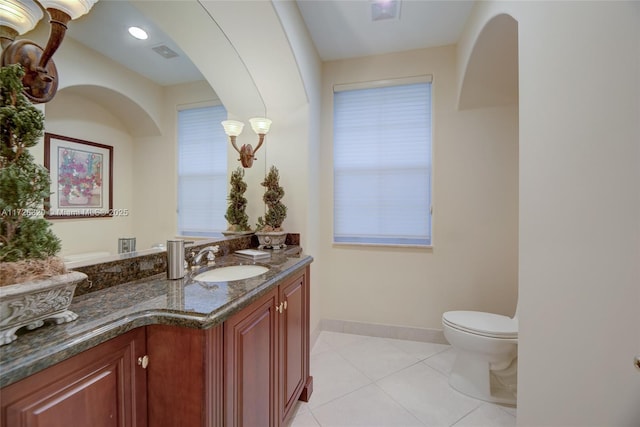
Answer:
[[166, 239, 186, 279]]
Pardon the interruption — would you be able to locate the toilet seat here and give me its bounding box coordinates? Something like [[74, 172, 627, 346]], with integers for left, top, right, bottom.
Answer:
[[442, 311, 517, 339]]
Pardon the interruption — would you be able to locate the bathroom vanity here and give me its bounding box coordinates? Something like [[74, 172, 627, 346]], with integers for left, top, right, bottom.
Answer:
[[0, 246, 313, 427]]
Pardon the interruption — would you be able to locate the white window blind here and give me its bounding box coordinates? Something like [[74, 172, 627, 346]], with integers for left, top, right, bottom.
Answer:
[[333, 79, 432, 246], [177, 104, 228, 236]]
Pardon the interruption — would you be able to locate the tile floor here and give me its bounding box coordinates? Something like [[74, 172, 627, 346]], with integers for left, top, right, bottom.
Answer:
[[289, 331, 516, 427]]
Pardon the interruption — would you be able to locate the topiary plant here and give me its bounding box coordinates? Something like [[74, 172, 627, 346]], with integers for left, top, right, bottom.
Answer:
[[0, 64, 63, 285], [224, 167, 251, 232], [256, 165, 287, 232]]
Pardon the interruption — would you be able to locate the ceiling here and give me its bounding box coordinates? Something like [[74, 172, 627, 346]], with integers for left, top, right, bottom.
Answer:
[[65, 0, 475, 86], [297, 0, 474, 61], [66, 1, 204, 86]]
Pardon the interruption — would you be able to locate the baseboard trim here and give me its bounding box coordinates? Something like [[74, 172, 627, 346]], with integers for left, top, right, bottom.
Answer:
[[319, 318, 448, 345]]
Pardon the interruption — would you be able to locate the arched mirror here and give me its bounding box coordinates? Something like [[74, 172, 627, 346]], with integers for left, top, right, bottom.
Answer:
[[27, 0, 267, 261]]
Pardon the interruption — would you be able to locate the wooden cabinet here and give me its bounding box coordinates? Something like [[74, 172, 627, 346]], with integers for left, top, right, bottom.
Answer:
[[0, 328, 147, 427], [279, 270, 311, 422], [141, 266, 311, 427], [146, 324, 224, 427], [225, 266, 312, 427], [225, 287, 279, 427], [1, 265, 312, 427]]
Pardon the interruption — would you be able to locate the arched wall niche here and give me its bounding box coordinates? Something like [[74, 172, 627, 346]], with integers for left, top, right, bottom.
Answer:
[[43, 87, 137, 256], [455, 8, 521, 319], [458, 13, 519, 110], [55, 85, 161, 137]]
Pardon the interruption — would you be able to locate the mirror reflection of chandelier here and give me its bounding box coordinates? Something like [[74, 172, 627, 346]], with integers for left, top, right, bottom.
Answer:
[[0, 0, 99, 103]]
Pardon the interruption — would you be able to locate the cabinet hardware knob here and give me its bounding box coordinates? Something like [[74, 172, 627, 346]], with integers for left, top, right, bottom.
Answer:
[[137, 355, 149, 369], [284, 301, 288, 310]]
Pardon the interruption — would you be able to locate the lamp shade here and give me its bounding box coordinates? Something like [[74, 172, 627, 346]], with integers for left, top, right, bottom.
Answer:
[[221, 120, 245, 137], [249, 117, 272, 135], [0, 0, 43, 35], [36, 0, 98, 20]]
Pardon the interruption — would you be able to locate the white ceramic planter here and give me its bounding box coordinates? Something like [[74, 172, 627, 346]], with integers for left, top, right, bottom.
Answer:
[[255, 231, 287, 250], [0, 271, 87, 346]]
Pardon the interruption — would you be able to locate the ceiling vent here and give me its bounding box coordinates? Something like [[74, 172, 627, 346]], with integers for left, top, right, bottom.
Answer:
[[152, 45, 179, 59], [371, 0, 401, 21]]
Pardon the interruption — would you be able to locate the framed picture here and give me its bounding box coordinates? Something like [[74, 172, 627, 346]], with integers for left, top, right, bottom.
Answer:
[[44, 133, 113, 219]]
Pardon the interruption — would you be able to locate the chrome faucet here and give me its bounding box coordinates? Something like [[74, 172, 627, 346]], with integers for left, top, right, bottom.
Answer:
[[188, 245, 220, 268]]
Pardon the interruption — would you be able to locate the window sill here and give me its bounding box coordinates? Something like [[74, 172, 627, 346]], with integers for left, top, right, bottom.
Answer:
[[332, 241, 433, 250]]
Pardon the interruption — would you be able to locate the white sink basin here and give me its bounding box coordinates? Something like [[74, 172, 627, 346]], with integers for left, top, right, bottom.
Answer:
[[194, 265, 269, 282]]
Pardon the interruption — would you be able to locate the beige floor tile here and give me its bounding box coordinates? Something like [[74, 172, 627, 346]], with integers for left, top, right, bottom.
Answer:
[[300, 331, 516, 426], [336, 336, 421, 380], [422, 347, 457, 376], [376, 363, 482, 426], [308, 348, 372, 409], [451, 403, 516, 427], [311, 383, 424, 426], [386, 338, 451, 361]]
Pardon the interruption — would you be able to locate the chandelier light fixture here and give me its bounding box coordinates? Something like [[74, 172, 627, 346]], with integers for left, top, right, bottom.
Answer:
[[222, 117, 272, 168], [0, 0, 98, 103]]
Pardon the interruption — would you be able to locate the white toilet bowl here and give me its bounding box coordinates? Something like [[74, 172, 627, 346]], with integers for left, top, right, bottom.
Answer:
[[442, 310, 518, 406]]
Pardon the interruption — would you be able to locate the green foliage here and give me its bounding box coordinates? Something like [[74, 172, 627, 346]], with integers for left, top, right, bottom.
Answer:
[[0, 64, 60, 262], [0, 155, 51, 211], [0, 218, 61, 262], [224, 167, 251, 231], [0, 65, 44, 161], [256, 165, 287, 231]]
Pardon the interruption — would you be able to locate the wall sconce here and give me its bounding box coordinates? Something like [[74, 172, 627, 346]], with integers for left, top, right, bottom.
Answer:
[[222, 117, 272, 168], [0, 0, 98, 103]]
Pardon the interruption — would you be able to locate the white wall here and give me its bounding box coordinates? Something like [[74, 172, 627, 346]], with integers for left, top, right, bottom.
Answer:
[[459, 1, 640, 424], [516, 2, 640, 424], [319, 46, 519, 330]]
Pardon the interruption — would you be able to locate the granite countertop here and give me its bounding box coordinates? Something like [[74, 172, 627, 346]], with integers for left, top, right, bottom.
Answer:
[[0, 248, 313, 388]]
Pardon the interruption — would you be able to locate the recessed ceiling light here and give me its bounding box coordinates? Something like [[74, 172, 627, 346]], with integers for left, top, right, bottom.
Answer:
[[371, 0, 401, 21], [128, 26, 148, 40]]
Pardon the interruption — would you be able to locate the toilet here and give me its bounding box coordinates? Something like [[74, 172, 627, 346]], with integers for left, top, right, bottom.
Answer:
[[442, 306, 518, 406]]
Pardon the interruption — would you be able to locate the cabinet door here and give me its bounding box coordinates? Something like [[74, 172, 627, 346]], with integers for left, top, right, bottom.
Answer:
[[225, 288, 278, 427], [147, 324, 223, 427], [279, 272, 308, 422], [1, 328, 147, 427]]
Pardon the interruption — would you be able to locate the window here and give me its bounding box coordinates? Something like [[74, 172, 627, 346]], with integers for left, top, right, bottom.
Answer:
[[177, 104, 228, 237], [333, 78, 432, 246]]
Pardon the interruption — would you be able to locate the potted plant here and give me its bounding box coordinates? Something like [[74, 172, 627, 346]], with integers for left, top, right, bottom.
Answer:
[[0, 64, 86, 346], [255, 165, 287, 249], [222, 167, 253, 236]]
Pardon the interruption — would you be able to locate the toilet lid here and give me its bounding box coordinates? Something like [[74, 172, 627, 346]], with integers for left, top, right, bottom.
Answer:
[[442, 311, 518, 339]]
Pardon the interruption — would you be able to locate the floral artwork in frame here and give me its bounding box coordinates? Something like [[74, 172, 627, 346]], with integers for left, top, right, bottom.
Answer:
[[44, 133, 113, 219]]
